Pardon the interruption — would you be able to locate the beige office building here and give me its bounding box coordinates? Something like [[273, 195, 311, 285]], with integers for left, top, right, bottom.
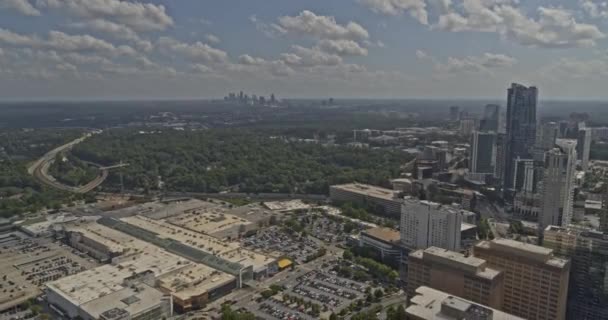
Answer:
[[474, 239, 570, 320], [329, 183, 402, 216], [407, 286, 524, 320], [407, 247, 504, 309]]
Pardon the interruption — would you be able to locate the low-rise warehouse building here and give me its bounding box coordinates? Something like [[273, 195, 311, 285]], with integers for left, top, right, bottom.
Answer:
[[359, 227, 402, 264], [156, 264, 236, 313], [330, 183, 403, 218], [166, 208, 251, 241], [115, 216, 277, 283], [50, 218, 241, 316], [46, 264, 170, 320]]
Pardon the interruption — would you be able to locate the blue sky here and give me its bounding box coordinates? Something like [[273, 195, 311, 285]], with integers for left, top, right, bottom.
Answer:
[[0, 0, 608, 100]]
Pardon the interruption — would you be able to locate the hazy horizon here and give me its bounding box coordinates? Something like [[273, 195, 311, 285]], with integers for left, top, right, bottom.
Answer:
[[1, 1, 608, 99]]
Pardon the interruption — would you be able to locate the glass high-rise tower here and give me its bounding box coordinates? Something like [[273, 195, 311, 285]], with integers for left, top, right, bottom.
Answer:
[[504, 83, 538, 190]]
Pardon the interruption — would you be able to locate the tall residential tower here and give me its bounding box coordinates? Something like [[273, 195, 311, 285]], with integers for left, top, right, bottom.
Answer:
[[400, 198, 462, 251], [538, 140, 577, 236]]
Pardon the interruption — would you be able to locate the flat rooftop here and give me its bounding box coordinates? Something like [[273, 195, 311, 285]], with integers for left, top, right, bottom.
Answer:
[[65, 217, 191, 259], [407, 286, 524, 320], [166, 210, 251, 236], [157, 264, 235, 301], [47, 264, 131, 306], [120, 216, 274, 271], [362, 227, 400, 243], [403, 198, 461, 215], [19, 214, 78, 235], [80, 283, 164, 319], [476, 239, 569, 268], [121, 215, 240, 254], [104, 198, 217, 220], [47, 249, 189, 307], [544, 225, 578, 237], [411, 247, 501, 280], [263, 200, 311, 212], [331, 183, 398, 201]]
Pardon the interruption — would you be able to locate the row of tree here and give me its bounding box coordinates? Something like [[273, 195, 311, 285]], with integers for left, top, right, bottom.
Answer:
[[71, 128, 411, 194]]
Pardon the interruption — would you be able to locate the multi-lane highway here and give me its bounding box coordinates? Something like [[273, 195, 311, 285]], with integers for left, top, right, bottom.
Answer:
[[29, 132, 111, 194]]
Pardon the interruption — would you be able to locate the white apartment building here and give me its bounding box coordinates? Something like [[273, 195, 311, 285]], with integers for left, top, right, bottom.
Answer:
[[400, 198, 462, 251]]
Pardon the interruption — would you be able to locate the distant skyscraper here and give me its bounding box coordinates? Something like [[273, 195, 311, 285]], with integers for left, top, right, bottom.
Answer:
[[577, 128, 592, 171], [470, 131, 496, 175], [480, 104, 500, 132], [558, 121, 570, 138], [538, 141, 577, 235], [556, 139, 577, 226], [270, 93, 276, 104], [543, 226, 608, 320], [535, 122, 558, 160], [504, 83, 538, 189], [474, 239, 570, 320], [449, 106, 460, 121], [494, 133, 507, 180], [400, 199, 462, 251], [459, 119, 476, 137]]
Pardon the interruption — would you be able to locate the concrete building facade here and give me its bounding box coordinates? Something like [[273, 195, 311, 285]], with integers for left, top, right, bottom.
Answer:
[[406, 286, 524, 320], [400, 199, 462, 251], [539, 141, 577, 236], [543, 226, 608, 320], [407, 247, 504, 309], [474, 239, 570, 320], [577, 128, 592, 171], [359, 227, 402, 264], [329, 183, 402, 218]]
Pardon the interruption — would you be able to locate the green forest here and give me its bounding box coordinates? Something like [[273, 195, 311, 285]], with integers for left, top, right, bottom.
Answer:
[[70, 129, 412, 194], [0, 129, 89, 218], [48, 154, 99, 187]]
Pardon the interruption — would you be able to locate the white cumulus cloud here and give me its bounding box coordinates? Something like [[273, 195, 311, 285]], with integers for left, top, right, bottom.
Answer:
[[359, 0, 429, 24], [277, 10, 369, 41], [204, 34, 220, 44], [435, 52, 517, 74], [317, 39, 368, 56], [581, 0, 608, 18], [1, 0, 40, 15], [157, 37, 228, 64], [434, 1, 605, 48], [37, 0, 174, 31]]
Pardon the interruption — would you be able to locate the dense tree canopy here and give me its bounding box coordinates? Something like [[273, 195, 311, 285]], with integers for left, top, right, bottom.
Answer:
[[49, 154, 99, 187], [0, 129, 88, 218], [71, 129, 412, 194]]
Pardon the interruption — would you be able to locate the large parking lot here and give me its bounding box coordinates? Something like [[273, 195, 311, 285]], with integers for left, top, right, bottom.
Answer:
[[0, 232, 98, 314], [286, 270, 368, 312], [240, 266, 374, 320], [305, 215, 360, 243], [241, 226, 322, 264], [256, 300, 317, 320]]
